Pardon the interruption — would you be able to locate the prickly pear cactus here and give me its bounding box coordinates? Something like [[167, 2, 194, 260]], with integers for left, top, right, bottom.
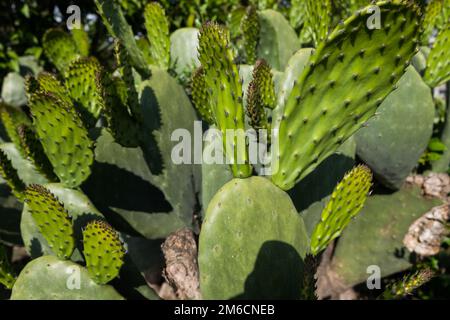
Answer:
[[272, 1, 421, 191], [355, 67, 434, 189], [241, 5, 260, 64], [0, 149, 26, 201], [424, 26, 450, 88], [198, 22, 252, 178], [144, 2, 170, 69], [42, 28, 79, 72], [329, 185, 441, 288], [82, 220, 125, 285], [246, 81, 269, 132], [0, 103, 31, 155], [10, 255, 124, 300], [24, 184, 75, 260], [304, 0, 332, 47], [28, 88, 94, 188], [199, 177, 309, 299], [251, 59, 275, 109], [310, 165, 372, 255], [191, 66, 214, 124], [64, 57, 105, 121]]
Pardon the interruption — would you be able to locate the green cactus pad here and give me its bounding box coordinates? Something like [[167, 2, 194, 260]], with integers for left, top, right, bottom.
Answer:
[[0, 245, 15, 289], [71, 27, 90, 57], [330, 185, 441, 287], [252, 59, 275, 109], [241, 5, 260, 64], [94, 0, 150, 78], [64, 57, 105, 121], [191, 66, 214, 124], [355, 67, 434, 189], [424, 26, 450, 87], [0, 149, 26, 201], [144, 2, 170, 69], [198, 22, 252, 178], [257, 10, 300, 71], [305, 0, 332, 47], [26, 72, 72, 106], [0, 103, 31, 155], [42, 28, 79, 72], [25, 184, 75, 260], [10, 255, 124, 300], [28, 91, 93, 188], [310, 165, 372, 255], [199, 177, 309, 299], [82, 220, 125, 285], [21, 183, 104, 260], [272, 1, 421, 191], [17, 125, 57, 182]]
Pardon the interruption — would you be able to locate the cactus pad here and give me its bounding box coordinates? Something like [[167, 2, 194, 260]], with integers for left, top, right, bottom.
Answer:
[[310, 165, 372, 255], [424, 26, 450, 87], [28, 91, 93, 188], [198, 22, 252, 178], [199, 177, 309, 299], [25, 184, 75, 260], [0, 103, 31, 155], [252, 59, 275, 109], [82, 220, 125, 285], [10, 255, 124, 299], [0, 149, 26, 201], [241, 5, 260, 64], [191, 66, 214, 124], [144, 2, 170, 69], [42, 28, 79, 72], [305, 0, 332, 47], [272, 1, 421, 190], [64, 57, 105, 121], [246, 81, 269, 132]]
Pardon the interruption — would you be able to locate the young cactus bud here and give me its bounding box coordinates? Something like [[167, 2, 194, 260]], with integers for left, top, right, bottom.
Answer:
[[144, 2, 170, 69], [17, 125, 57, 182], [71, 26, 90, 57], [0, 149, 26, 201], [252, 59, 275, 109], [0, 246, 16, 289], [42, 28, 79, 72], [310, 165, 372, 255], [380, 268, 435, 300], [64, 57, 106, 122], [241, 5, 260, 64], [246, 81, 269, 132], [82, 220, 126, 285], [305, 0, 332, 47], [191, 66, 214, 124], [28, 91, 93, 188], [25, 184, 75, 260], [198, 22, 252, 178]]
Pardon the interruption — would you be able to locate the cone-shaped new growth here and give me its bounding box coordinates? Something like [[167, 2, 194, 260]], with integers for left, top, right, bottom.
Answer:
[[191, 66, 214, 124], [380, 268, 435, 300], [42, 28, 79, 72], [17, 125, 57, 182], [241, 5, 260, 64], [25, 184, 75, 260], [0, 149, 25, 201], [82, 220, 125, 285], [310, 165, 372, 255], [0, 103, 31, 155], [144, 2, 170, 69], [305, 0, 332, 47], [272, 0, 421, 190], [424, 26, 450, 87], [65, 57, 105, 121], [252, 59, 275, 109], [198, 22, 252, 178], [71, 26, 90, 57], [0, 245, 15, 289], [28, 91, 93, 188], [246, 81, 269, 132]]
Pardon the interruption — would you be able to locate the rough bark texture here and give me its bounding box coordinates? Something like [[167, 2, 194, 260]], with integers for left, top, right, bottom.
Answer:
[[161, 228, 201, 300]]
